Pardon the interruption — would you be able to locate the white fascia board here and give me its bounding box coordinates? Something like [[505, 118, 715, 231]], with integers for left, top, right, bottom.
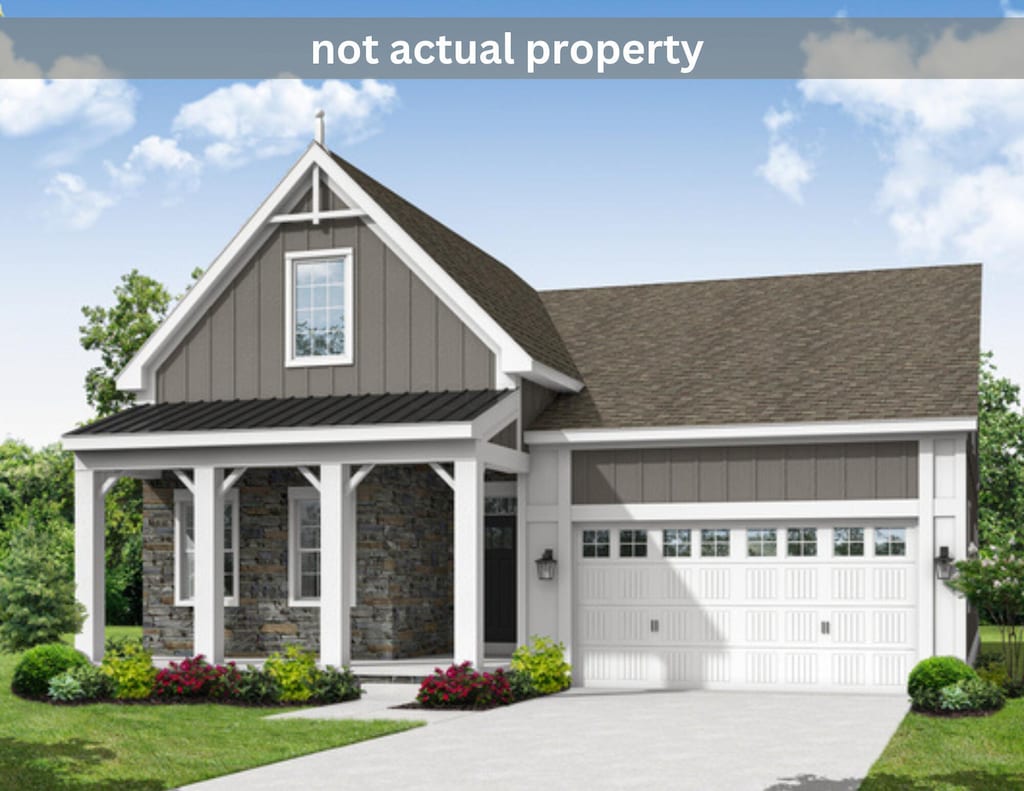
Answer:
[[524, 416, 978, 447], [572, 499, 920, 523], [117, 145, 322, 398], [311, 147, 582, 394], [62, 420, 476, 452]]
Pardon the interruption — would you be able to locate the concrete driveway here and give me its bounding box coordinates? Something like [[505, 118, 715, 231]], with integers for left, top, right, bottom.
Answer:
[[183, 685, 907, 791]]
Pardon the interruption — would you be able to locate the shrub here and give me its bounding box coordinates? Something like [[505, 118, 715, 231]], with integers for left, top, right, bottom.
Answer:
[[11, 643, 88, 697], [264, 645, 318, 702], [153, 655, 241, 701], [417, 662, 513, 709], [938, 677, 1005, 713], [48, 663, 115, 703], [0, 526, 85, 652], [506, 667, 537, 701], [48, 663, 114, 702], [908, 656, 978, 710], [236, 666, 282, 705], [978, 661, 1011, 691], [510, 636, 572, 694], [310, 665, 363, 704], [101, 639, 155, 699]]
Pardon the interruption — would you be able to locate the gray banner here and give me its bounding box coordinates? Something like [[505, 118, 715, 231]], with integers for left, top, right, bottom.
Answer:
[[2, 18, 1024, 79]]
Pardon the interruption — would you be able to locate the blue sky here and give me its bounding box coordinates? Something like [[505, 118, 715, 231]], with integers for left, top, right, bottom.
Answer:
[[1, 1, 1022, 446]]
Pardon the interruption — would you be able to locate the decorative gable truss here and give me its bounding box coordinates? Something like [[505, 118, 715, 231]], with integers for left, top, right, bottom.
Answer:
[[116, 142, 584, 404]]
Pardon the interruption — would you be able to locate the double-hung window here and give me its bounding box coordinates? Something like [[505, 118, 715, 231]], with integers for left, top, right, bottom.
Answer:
[[173, 489, 240, 607], [288, 487, 322, 605], [285, 249, 354, 367]]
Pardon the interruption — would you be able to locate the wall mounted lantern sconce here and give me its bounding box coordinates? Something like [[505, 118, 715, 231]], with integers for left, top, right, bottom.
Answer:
[[935, 546, 955, 581], [535, 549, 557, 581]]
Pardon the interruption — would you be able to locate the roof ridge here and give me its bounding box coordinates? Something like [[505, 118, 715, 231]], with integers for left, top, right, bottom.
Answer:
[[539, 262, 982, 297]]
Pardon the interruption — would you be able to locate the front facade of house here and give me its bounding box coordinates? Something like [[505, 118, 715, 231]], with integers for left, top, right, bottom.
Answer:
[[65, 125, 982, 693]]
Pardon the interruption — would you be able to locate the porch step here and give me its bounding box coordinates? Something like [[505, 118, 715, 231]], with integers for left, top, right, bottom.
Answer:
[[355, 673, 426, 684]]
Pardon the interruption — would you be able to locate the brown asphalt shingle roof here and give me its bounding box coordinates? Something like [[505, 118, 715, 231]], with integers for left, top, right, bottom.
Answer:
[[330, 151, 580, 381], [532, 264, 981, 430]]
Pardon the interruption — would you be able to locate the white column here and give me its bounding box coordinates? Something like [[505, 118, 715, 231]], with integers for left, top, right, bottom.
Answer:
[[74, 467, 106, 662], [320, 463, 355, 667], [193, 466, 225, 662], [917, 439, 936, 660], [556, 448, 574, 668], [454, 458, 484, 667]]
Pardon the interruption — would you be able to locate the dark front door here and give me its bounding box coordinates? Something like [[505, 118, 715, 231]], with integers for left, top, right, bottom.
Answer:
[[485, 515, 516, 643]]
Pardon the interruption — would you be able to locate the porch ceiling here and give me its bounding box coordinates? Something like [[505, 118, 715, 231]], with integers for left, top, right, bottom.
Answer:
[[67, 390, 508, 436]]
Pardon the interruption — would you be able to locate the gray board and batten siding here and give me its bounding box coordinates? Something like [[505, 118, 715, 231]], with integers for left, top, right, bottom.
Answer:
[[156, 185, 494, 404], [572, 442, 919, 504]]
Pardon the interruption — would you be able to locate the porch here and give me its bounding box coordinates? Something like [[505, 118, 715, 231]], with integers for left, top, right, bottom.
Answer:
[[63, 390, 528, 670]]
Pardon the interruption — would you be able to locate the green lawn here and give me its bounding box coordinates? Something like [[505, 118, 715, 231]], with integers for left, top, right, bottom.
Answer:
[[863, 626, 1024, 790], [0, 627, 421, 790]]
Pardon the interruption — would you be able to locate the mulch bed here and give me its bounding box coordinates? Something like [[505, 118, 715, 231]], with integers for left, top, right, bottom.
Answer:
[[912, 706, 1003, 718]]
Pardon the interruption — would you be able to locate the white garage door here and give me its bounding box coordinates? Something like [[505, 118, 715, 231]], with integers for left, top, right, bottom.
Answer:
[[576, 525, 917, 692]]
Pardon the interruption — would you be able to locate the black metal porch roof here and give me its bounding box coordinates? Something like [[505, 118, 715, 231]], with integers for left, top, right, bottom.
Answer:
[[68, 390, 509, 435]]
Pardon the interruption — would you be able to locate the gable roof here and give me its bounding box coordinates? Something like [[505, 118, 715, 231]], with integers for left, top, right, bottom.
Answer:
[[532, 264, 981, 430], [329, 152, 580, 381]]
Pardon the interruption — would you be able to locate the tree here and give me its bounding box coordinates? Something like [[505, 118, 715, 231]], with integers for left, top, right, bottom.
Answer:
[[0, 525, 85, 652], [79, 269, 174, 418], [978, 353, 1024, 547]]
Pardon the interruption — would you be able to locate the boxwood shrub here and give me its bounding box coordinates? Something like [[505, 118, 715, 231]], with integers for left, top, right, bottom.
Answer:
[[908, 656, 978, 711], [12, 643, 89, 698]]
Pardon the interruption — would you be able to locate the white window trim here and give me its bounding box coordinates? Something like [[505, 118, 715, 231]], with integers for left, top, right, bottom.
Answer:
[[288, 486, 322, 607], [173, 488, 240, 608], [284, 247, 354, 368]]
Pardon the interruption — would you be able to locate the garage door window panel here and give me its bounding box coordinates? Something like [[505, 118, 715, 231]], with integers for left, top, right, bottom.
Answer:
[[663, 529, 692, 558], [834, 527, 865, 557], [582, 529, 610, 558], [701, 529, 730, 558], [620, 529, 648, 558], [787, 528, 818, 557], [747, 528, 778, 557], [875, 528, 907, 557]]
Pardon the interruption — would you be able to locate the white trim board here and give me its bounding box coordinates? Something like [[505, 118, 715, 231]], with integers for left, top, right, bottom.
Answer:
[[570, 499, 921, 523], [116, 143, 582, 400], [524, 417, 977, 447]]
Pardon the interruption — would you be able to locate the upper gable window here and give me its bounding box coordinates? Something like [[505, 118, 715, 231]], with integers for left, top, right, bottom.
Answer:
[[285, 248, 354, 367]]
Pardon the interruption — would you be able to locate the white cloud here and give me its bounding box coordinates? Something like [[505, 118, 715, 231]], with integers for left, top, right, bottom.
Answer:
[[0, 32, 135, 141], [1002, 1, 1024, 17], [757, 105, 813, 202], [44, 172, 115, 230], [757, 142, 813, 204], [106, 135, 201, 193], [763, 107, 795, 133], [173, 79, 397, 167]]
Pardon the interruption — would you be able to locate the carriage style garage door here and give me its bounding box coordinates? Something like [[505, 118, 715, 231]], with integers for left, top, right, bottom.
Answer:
[[575, 524, 917, 692]]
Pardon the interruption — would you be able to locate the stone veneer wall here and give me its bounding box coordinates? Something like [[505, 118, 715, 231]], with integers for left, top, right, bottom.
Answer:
[[142, 465, 454, 659]]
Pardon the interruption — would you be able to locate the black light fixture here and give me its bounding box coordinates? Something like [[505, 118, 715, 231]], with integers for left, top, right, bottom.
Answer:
[[935, 546, 955, 581], [535, 549, 557, 581]]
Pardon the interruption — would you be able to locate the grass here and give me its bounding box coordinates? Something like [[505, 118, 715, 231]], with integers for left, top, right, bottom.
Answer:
[[862, 625, 1024, 790], [0, 627, 422, 790]]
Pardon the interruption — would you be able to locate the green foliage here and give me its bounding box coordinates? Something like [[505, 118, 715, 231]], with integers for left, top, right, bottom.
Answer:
[[0, 525, 85, 652], [264, 645, 318, 702], [505, 667, 537, 701], [310, 665, 363, 704], [100, 639, 155, 699], [79, 269, 173, 418], [236, 666, 282, 704], [948, 545, 1024, 682], [0, 440, 74, 559], [510, 635, 572, 694], [977, 660, 1011, 690], [11, 643, 88, 697], [978, 353, 1024, 547], [937, 677, 1005, 713], [416, 662, 513, 708], [47, 663, 113, 703], [908, 656, 978, 710]]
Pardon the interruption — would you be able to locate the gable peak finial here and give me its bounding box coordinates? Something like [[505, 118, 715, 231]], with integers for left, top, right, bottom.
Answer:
[[314, 109, 325, 146]]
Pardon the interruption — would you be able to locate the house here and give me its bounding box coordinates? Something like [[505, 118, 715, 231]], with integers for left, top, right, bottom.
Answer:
[[64, 116, 982, 693]]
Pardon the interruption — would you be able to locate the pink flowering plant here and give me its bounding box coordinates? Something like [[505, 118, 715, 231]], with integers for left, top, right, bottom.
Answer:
[[416, 661, 513, 709], [948, 539, 1024, 683], [153, 655, 242, 701]]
